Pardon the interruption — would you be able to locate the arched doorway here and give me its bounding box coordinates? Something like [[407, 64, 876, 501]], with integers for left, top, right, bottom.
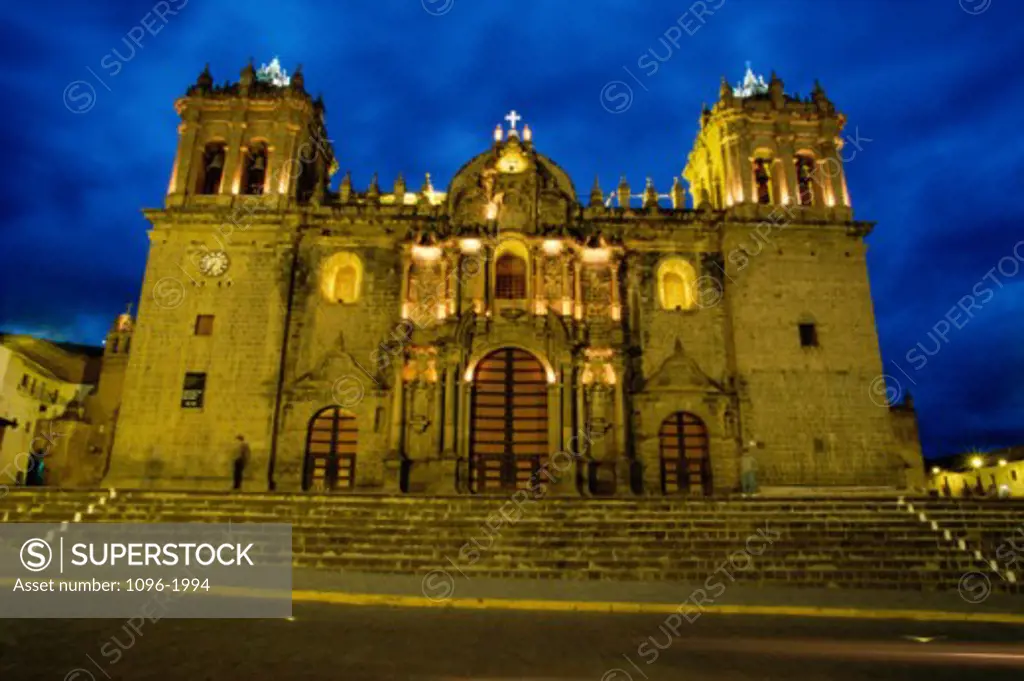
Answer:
[[658, 412, 712, 496], [303, 407, 357, 491], [470, 348, 548, 492]]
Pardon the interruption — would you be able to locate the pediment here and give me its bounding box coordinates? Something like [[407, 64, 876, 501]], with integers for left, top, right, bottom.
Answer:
[[446, 138, 576, 231], [645, 339, 723, 393]]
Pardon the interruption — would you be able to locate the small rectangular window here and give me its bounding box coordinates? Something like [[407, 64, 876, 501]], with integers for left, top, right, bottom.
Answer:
[[195, 315, 215, 336], [799, 323, 818, 348], [181, 372, 207, 409], [813, 437, 825, 454]]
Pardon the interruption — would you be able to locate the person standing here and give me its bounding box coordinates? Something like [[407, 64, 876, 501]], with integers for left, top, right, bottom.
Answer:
[[233, 435, 250, 491], [740, 447, 758, 497]]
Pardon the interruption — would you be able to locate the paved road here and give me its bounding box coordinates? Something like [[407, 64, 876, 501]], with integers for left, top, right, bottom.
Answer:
[[1, 604, 1023, 680]]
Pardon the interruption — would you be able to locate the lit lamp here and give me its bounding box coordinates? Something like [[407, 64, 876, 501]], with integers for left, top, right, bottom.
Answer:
[[412, 232, 441, 261], [998, 459, 1008, 467], [931, 466, 940, 475], [542, 239, 562, 255], [582, 234, 610, 264], [970, 456, 984, 469]]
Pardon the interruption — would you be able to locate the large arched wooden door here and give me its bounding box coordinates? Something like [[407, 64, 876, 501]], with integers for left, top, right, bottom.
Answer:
[[659, 412, 712, 496], [303, 407, 357, 491], [470, 348, 548, 492]]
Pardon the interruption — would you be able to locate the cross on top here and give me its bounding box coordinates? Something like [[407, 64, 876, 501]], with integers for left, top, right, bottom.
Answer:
[[504, 110, 522, 131]]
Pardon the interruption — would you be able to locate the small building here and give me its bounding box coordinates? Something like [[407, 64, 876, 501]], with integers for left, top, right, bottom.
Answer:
[[929, 446, 1024, 498], [0, 311, 134, 487], [0, 333, 102, 483]]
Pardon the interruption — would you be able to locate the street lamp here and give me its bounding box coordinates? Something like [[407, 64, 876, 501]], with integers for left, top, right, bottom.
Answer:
[[970, 456, 984, 469]]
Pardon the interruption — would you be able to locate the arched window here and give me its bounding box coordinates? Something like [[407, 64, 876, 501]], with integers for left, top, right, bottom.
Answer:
[[795, 154, 815, 206], [197, 142, 226, 195], [296, 146, 318, 203], [495, 254, 527, 300], [407, 262, 424, 303], [242, 143, 268, 195], [319, 252, 363, 304], [333, 265, 357, 303], [753, 157, 772, 204], [663, 273, 685, 308], [657, 258, 697, 310]]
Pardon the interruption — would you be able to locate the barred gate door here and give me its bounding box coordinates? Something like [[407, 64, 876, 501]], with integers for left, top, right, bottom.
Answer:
[[303, 407, 357, 491], [470, 348, 548, 492], [659, 412, 712, 496]]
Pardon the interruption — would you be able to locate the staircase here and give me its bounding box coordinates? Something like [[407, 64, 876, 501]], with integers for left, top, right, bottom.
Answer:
[[1, 489, 1020, 593]]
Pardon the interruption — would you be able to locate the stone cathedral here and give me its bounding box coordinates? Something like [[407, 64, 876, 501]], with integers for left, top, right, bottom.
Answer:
[[106, 61, 923, 495]]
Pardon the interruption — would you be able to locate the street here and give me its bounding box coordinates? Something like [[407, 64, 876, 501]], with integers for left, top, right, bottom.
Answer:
[[1, 603, 1023, 680]]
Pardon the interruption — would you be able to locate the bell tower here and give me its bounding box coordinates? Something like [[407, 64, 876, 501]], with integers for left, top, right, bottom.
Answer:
[[684, 64, 850, 215], [109, 59, 337, 490], [166, 59, 335, 208]]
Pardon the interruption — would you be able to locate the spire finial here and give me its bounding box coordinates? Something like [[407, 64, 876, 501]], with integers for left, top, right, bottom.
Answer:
[[671, 176, 685, 209], [367, 172, 380, 201], [617, 176, 630, 208], [643, 177, 658, 208], [589, 175, 603, 207], [340, 170, 352, 202]]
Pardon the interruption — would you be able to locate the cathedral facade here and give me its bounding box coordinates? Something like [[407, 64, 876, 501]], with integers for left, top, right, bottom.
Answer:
[[107, 62, 922, 495]]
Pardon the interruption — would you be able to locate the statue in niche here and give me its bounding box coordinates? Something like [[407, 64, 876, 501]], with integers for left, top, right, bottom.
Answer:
[[586, 383, 613, 460]]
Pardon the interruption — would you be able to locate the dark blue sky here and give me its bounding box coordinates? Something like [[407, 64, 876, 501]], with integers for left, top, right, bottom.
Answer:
[[1, 0, 1021, 458]]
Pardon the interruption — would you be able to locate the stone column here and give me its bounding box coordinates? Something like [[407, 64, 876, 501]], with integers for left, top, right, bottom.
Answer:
[[483, 243, 493, 315], [382, 376, 406, 493], [456, 379, 473, 493], [819, 139, 845, 208], [560, 361, 573, 454], [565, 251, 573, 315], [572, 357, 588, 495], [778, 139, 797, 207], [722, 136, 739, 205], [431, 373, 444, 456], [532, 245, 542, 313], [572, 260, 582, 319], [169, 120, 197, 200], [737, 144, 753, 206], [399, 252, 411, 318], [453, 252, 464, 317], [609, 256, 620, 320], [278, 124, 301, 198], [442, 360, 457, 455]]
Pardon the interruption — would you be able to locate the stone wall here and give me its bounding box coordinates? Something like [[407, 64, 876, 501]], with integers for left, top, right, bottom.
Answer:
[[722, 219, 901, 486], [108, 221, 291, 489]]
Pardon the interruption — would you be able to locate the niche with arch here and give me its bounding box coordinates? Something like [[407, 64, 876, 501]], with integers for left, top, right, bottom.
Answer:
[[320, 252, 364, 304]]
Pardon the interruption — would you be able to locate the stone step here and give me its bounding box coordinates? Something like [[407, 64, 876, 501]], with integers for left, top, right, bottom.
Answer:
[[84, 505, 927, 520], [85, 519, 940, 538], [290, 557, 1009, 590]]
